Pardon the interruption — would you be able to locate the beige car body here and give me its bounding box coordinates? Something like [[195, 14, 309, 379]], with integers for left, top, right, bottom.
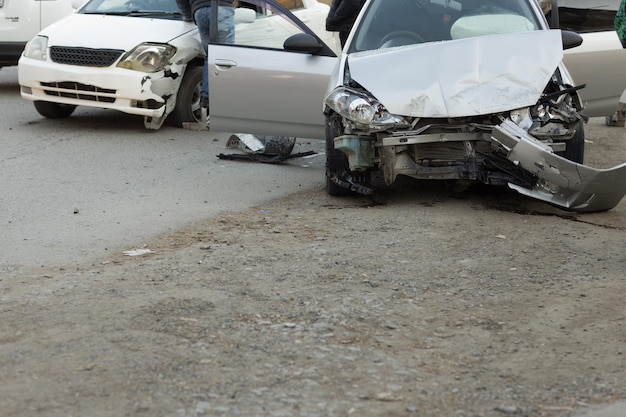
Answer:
[[557, 0, 626, 122]]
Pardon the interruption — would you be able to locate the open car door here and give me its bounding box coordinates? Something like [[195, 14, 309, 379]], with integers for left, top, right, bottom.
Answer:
[[208, 0, 340, 140]]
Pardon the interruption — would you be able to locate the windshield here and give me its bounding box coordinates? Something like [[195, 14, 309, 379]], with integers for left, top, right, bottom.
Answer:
[[350, 0, 542, 52], [80, 0, 181, 15]]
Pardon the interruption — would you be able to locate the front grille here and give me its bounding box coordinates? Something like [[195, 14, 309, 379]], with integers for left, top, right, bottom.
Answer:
[[50, 47, 124, 67], [415, 141, 491, 162], [41, 81, 116, 103], [416, 142, 469, 161]]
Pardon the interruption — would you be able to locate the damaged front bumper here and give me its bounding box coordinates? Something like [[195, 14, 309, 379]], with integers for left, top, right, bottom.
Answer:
[[492, 119, 626, 212], [18, 56, 186, 119], [335, 118, 626, 212]]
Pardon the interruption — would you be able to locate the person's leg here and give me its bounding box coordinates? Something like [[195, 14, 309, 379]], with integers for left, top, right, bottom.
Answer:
[[217, 6, 235, 44], [194, 6, 212, 107], [194, 6, 233, 107]]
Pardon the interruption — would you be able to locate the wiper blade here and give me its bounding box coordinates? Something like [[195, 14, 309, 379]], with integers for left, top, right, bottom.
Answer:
[[81, 10, 132, 15], [81, 10, 182, 17], [126, 11, 183, 17]]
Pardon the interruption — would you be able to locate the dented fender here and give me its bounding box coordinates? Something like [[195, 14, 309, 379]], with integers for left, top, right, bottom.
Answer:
[[492, 119, 626, 212], [151, 63, 186, 115], [152, 36, 202, 117], [140, 40, 201, 129]]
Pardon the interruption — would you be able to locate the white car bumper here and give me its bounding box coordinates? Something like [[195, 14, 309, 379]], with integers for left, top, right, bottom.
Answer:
[[18, 57, 183, 118]]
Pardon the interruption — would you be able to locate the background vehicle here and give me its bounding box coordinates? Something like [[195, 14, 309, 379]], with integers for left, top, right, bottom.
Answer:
[[0, 0, 77, 68], [207, 0, 626, 212], [555, 0, 626, 125]]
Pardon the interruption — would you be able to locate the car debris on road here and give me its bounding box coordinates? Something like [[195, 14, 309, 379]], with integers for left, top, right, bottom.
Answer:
[[217, 134, 317, 163]]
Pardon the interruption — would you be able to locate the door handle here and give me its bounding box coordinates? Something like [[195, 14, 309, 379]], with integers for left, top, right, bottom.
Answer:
[[214, 59, 237, 70]]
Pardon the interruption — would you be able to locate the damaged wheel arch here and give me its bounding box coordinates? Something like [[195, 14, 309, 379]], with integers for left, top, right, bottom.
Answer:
[[170, 64, 203, 128]]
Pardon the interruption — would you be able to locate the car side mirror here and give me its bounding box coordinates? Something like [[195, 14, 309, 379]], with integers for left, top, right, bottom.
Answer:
[[71, 0, 86, 9], [283, 33, 323, 54], [561, 30, 583, 50]]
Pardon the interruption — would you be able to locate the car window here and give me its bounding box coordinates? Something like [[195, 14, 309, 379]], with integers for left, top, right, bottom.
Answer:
[[557, 7, 618, 32], [233, 2, 309, 48], [350, 0, 541, 52], [226, 0, 339, 53], [274, 0, 304, 9], [80, 0, 181, 13]]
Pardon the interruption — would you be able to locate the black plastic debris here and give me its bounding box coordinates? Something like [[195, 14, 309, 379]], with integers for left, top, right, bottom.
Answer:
[[217, 134, 316, 163]]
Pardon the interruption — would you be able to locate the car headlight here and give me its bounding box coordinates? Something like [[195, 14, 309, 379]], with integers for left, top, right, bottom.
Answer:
[[23, 36, 49, 61], [117, 43, 176, 73], [324, 86, 409, 129]]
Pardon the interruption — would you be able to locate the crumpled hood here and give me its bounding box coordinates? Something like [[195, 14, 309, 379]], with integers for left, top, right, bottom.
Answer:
[[348, 30, 564, 118], [40, 14, 197, 50]]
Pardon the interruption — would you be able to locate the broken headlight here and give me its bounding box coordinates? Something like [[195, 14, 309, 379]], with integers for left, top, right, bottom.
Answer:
[[117, 43, 176, 73], [325, 86, 409, 129]]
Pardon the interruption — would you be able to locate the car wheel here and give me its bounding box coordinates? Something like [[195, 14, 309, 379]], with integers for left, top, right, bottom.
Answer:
[[33, 101, 77, 119], [325, 113, 371, 196], [170, 65, 203, 128], [561, 120, 585, 164]]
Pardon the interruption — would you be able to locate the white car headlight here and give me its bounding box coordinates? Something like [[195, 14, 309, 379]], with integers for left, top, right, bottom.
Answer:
[[23, 36, 49, 61], [347, 97, 376, 124], [325, 87, 375, 124], [117, 43, 176, 73], [325, 86, 409, 128]]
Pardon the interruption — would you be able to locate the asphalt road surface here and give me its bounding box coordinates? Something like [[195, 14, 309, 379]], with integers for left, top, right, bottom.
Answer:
[[0, 67, 325, 272]]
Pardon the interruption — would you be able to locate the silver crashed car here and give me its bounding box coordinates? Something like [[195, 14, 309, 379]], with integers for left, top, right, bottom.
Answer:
[[208, 0, 626, 212]]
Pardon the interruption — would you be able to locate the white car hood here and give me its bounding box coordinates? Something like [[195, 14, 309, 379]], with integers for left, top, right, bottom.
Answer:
[[41, 14, 197, 49], [348, 30, 564, 118]]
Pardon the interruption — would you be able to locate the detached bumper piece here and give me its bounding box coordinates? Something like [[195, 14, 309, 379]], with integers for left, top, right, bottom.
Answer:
[[217, 134, 316, 164], [492, 119, 626, 212]]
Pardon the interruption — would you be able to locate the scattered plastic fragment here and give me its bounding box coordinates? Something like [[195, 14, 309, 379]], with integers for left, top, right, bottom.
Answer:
[[122, 248, 155, 256]]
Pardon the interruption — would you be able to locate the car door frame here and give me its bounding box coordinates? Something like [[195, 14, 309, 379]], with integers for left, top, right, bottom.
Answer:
[[207, 0, 339, 139]]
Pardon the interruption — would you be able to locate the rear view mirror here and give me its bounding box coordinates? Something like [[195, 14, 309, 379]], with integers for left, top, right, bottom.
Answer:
[[71, 0, 86, 9]]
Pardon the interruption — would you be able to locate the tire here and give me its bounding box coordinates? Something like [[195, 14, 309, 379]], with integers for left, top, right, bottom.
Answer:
[[325, 113, 351, 196], [33, 101, 76, 119], [325, 113, 371, 196], [170, 65, 203, 128], [561, 120, 585, 164]]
